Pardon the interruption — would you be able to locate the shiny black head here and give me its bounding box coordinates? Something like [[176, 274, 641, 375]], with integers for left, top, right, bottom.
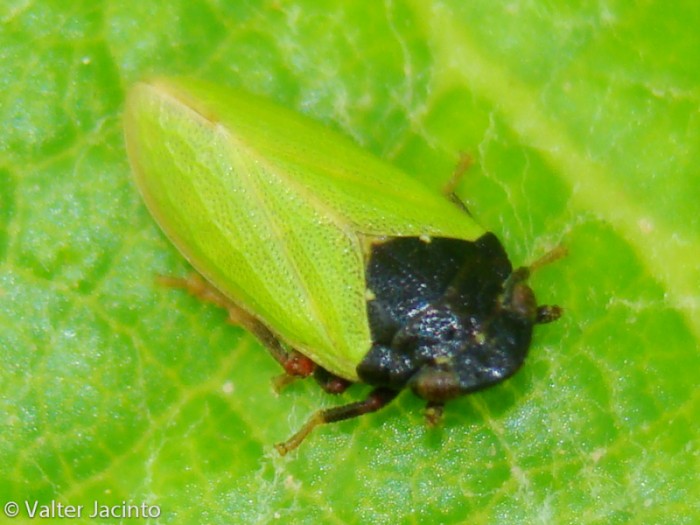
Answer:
[[358, 233, 560, 403]]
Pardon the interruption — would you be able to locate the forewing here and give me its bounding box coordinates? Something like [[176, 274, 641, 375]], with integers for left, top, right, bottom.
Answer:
[[158, 78, 485, 241], [125, 82, 369, 379]]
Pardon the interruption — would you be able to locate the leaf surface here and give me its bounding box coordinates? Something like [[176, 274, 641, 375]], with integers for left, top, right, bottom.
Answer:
[[1, 1, 697, 523]]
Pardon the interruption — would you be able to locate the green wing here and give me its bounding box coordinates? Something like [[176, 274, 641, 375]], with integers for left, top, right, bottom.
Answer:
[[124, 78, 484, 380]]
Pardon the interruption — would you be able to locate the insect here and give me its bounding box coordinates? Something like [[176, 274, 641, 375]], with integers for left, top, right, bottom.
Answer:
[[124, 78, 563, 455]]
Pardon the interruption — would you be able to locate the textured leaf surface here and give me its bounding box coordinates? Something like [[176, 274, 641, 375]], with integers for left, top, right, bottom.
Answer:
[[1, 1, 697, 523]]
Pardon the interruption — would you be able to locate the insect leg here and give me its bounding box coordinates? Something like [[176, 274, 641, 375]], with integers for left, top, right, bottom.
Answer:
[[528, 244, 568, 273], [535, 305, 563, 324], [442, 152, 473, 196], [157, 273, 316, 383], [527, 245, 566, 326], [503, 244, 566, 323], [424, 401, 445, 427], [313, 366, 353, 395], [442, 152, 475, 215], [274, 388, 398, 455]]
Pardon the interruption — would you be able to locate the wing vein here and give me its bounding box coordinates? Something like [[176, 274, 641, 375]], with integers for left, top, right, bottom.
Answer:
[[223, 128, 355, 355]]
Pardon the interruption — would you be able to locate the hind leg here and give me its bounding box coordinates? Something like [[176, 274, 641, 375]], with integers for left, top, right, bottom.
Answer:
[[157, 273, 316, 382]]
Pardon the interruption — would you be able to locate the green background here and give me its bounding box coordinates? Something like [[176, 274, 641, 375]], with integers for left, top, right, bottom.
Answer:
[[1, 1, 698, 523]]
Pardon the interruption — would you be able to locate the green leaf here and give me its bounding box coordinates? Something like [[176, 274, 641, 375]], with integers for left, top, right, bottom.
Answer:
[[1, 1, 697, 524]]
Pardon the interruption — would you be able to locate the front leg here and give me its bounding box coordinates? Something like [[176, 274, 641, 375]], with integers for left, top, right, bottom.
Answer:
[[424, 401, 445, 427], [442, 152, 473, 202]]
